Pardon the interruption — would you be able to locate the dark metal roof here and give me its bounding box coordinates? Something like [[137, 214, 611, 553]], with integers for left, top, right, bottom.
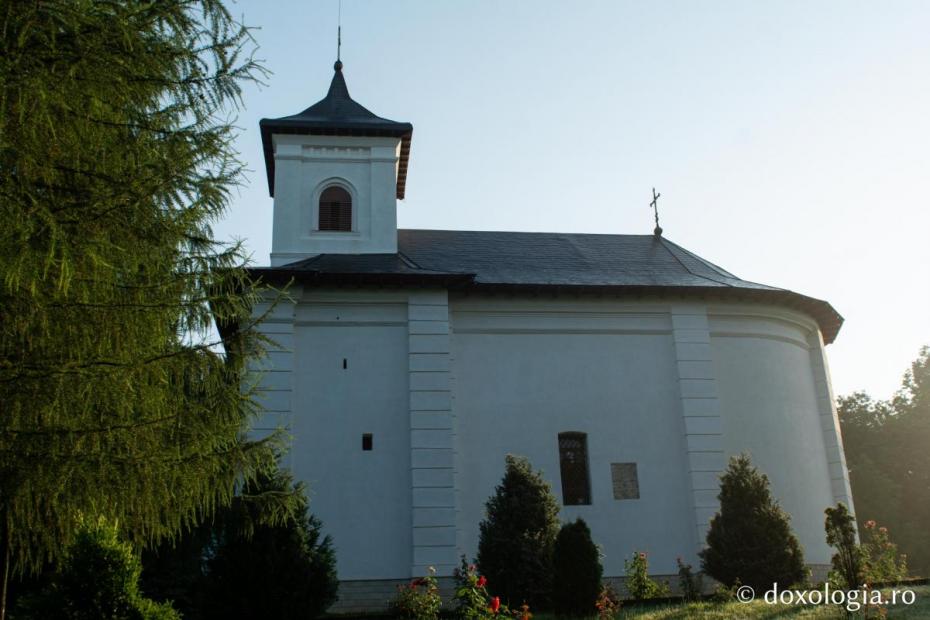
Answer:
[[251, 230, 843, 343], [259, 60, 413, 199]]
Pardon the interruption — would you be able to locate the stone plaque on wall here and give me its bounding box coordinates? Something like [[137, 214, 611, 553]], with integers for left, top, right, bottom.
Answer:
[[611, 463, 639, 500]]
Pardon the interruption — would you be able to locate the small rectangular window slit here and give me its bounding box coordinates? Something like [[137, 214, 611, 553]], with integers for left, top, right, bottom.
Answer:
[[362, 434, 373, 451], [342, 358, 347, 369]]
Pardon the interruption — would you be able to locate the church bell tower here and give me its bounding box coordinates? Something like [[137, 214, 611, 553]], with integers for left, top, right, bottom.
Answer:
[[259, 60, 413, 266]]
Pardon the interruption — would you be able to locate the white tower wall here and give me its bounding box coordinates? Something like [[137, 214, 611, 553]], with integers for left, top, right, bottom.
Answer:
[[270, 134, 402, 265]]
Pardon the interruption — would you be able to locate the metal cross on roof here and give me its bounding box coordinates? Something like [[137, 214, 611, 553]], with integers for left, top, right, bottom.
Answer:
[[649, 187, 663, 236], [337, 0, 342, 61]]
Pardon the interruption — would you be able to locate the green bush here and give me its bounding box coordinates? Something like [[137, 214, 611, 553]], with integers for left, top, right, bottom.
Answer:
[[700, 454, 806, 591], [862, 519, 908, 583], [552, 519, 602, 616], [477, 455, 560, 609], [623, 552, 668, 601], [390, 567, 442, 620], [825, 503, 865, 589], [453, 557, 492, 620], [594, 584, 619, 620], [134, 598, 186, 620], [676, 557, 702, 602], [452, 558, 518, 620], [16, 516, 179, 620], [200, 469, 339, 620]]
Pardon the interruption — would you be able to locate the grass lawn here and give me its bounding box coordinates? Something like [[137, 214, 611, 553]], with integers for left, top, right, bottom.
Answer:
[[533, 585, 930, 619]]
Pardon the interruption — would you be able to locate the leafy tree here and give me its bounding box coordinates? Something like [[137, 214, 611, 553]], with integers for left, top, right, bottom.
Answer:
[[0, 1, 291, 614], [700, 454, 806, 591], [824, 503, 865, 589], [15, 516, 179, 620], [838, 346, 930, 575], [199, 469, 338, 620], [477, 455, 560, 609], [552, 519, 602, 616]]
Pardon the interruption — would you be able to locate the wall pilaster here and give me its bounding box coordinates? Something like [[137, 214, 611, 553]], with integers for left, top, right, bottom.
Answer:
[[408, 291, 458, 576], [251, 290, 299, 466], [808, 332, 855, 510], [671, 304, 725, 551]]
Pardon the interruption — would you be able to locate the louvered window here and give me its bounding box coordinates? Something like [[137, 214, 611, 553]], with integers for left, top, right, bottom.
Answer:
[[558, 432, 591, 505], [318, 186, 352, 231]]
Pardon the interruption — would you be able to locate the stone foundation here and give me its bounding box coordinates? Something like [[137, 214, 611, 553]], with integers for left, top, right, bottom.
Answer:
[[328, 565, 834, 614]]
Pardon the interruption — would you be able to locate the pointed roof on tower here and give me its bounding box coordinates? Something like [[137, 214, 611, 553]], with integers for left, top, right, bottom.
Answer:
[[260, 60, 413, 198]]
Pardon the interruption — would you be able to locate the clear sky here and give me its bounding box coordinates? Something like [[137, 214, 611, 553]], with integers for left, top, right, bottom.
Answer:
[[216, 0, 930, 400]]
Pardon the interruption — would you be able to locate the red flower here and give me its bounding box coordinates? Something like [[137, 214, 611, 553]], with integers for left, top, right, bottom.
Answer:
[[477, 576, 487, 588], [489, 596, 501, 613], [865, 520, 877, 529], [638, 552, 647, 560]]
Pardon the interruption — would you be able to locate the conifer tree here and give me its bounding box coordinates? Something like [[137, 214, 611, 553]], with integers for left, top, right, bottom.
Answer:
[[477, 455, 560, 609], [552, 518, 602, 617], [700, 454, 806, 590], [200, 469, 339, 620], [0, 1, 289, 613]]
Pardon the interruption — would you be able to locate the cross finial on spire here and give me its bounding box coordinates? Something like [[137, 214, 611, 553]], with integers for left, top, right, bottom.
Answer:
[[649, 187, 663, 236], [337, 0, 342, 60]]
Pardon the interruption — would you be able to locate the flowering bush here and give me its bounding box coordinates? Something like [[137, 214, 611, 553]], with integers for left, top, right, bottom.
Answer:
[[391, 566, 442, 620], [624, 552, 669, 601], [594, 584, 620, 620], [453, 557, 522, 620], [862, 520, 908, 583]]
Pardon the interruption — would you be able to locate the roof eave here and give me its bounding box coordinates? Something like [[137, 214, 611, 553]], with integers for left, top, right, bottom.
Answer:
[[248, 267, 473, 289], [245, 266, 843, 344]]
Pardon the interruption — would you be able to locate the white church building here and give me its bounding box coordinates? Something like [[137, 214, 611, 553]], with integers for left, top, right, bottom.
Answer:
[[249, 59, 854, 611]]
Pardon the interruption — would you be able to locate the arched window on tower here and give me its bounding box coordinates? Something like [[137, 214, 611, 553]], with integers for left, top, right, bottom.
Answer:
[[558, 432, 592, 505], [318, 185, 352, 232]]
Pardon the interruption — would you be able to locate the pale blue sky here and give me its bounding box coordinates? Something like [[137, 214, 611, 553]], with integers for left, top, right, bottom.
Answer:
[[217, 0, 930, 400]]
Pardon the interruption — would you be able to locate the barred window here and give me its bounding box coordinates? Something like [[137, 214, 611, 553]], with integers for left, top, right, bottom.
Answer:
[[558, 432, 591, 505], [318, 186, 352, 231]]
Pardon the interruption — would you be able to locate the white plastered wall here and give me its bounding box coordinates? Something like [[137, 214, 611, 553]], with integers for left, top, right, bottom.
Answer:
[[250, 291, 852, 581], [709, 305, 847, 566]]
